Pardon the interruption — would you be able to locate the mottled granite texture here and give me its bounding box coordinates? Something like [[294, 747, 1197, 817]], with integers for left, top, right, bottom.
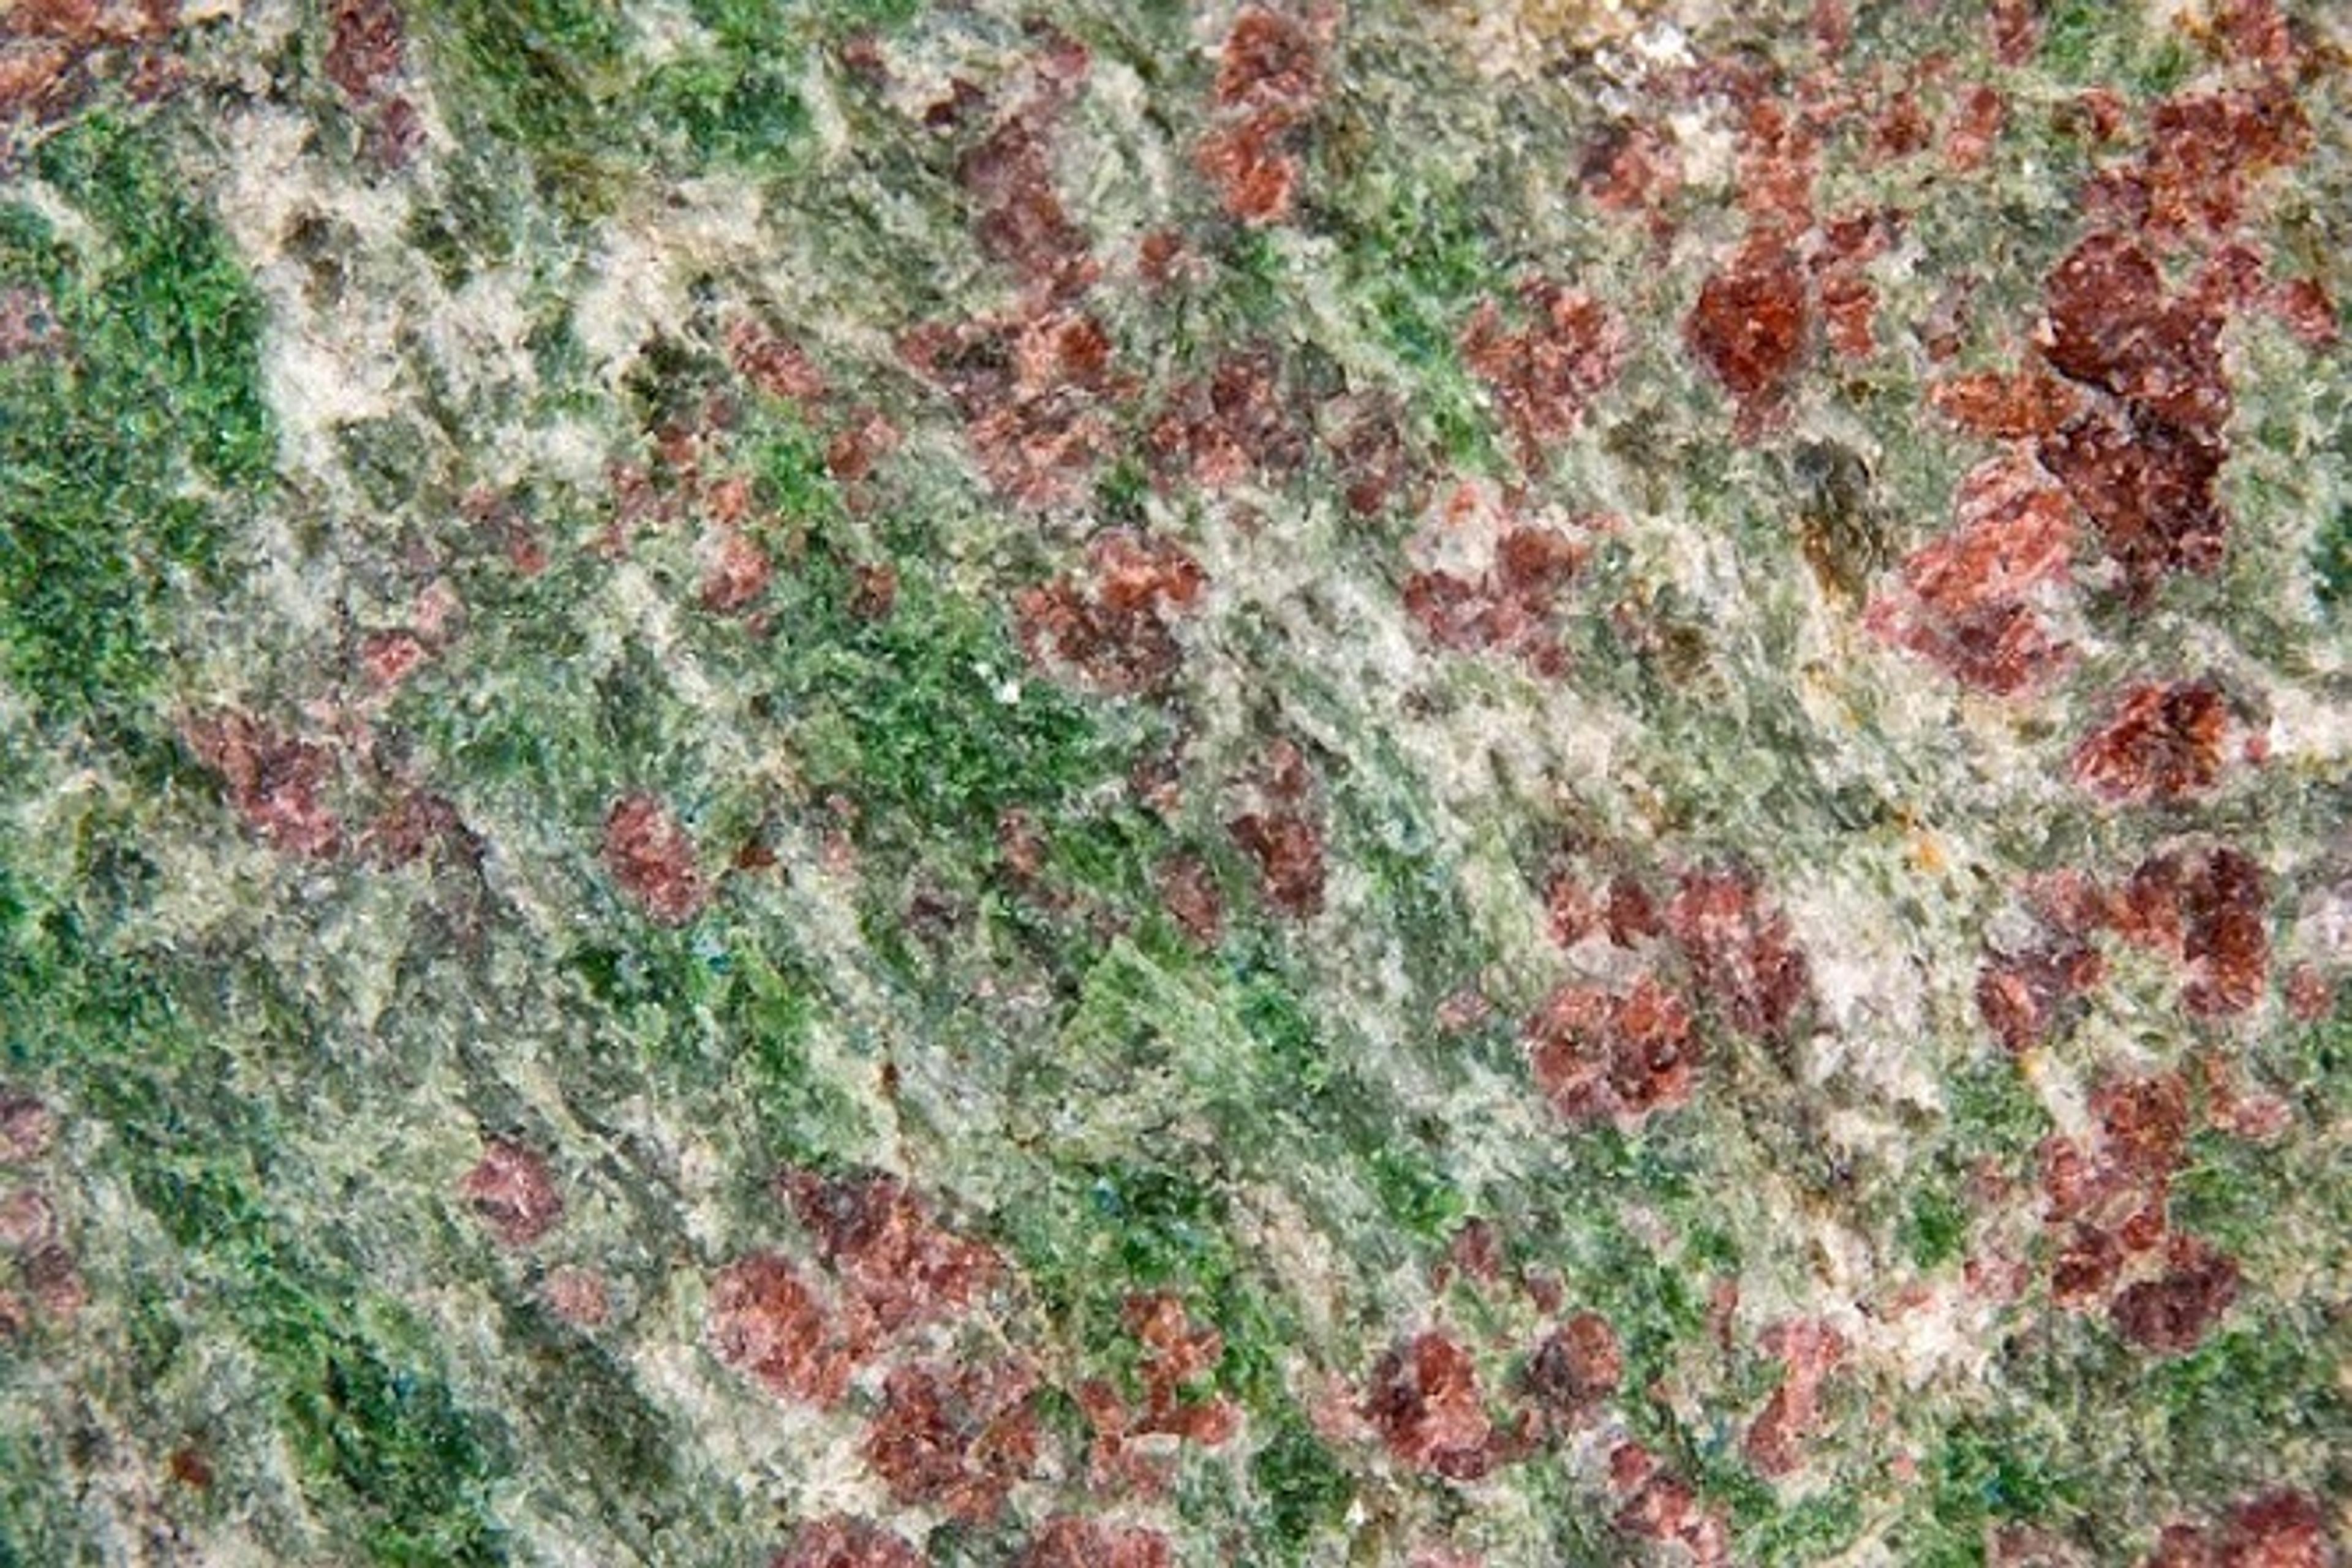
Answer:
[[1, 0, 2348, 1563]]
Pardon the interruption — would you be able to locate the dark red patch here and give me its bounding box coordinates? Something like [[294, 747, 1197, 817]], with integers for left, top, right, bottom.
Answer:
[[0, 1187, 56, 1252], [1864, 455, 2078, 695], [728, 320, 826, 404], [2283, 963, 2335, 1023], [325, 0, 404, 104], [1525, 974, 1698, 1125], [709, 1253, 851, 1405], [960, 113, 1095, 295], [863, 1359, 1041, 1522], [825, 411, 898, 486], [1148, 347, 1305, 491], [1021, 1518, 1175, 1568], [1227, 740, 1325, 919], [1017, 529, 1206, 694], [901, 307, 1129, 507], [1976, 941, 2104, 1054], [461, 1139, 563, 1247], [2117, 846, 2269, 1017], [1521, 1311, 1621, 1428], [1743, 1319, 1845, 1478], [2109, 1235, 2240, 1355], [2038, 406, 2227, 594], [2040, 233, 2231, 434], [1362, 1332, 1496, 1480], [1195, 8, 1322, 225], [699, 527, 774, 614], [1686, 239, 1808, 431], [362, 790, 464, 870], [1404, 523, 1588, 676], [1988, 0, 2037, 65], [601, 794, 709, 926], [0, 1093, 56, 1167], [779, 1167, 999, 1339], [2070, 680, 2230, 804], [1944, 84, 2005, 173], [1581, 119, 1684, 221], [1606, 1442, 1732, 1564], [1196, 112, 1303, 225], [1666, 869, 1811, 1043], [1463, 279, 1626, 467], [771, 1515, 925, 1568], [2142, 89, 2309, 238], [1214, 8, 1319, 112], [1156, 852, 1224, 945], [1928, 370, 2081, 440], [183, 710, 344, 860], [2268, 277, 2339, 347]]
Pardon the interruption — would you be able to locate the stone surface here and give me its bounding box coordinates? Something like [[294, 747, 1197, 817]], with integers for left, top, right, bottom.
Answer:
[[0, 1, 2346, 1563]]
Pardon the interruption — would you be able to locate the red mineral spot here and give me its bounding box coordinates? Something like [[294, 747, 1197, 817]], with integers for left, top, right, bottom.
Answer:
[[1743, 1319, 1846, 1477], [1944, 84, 2005, 173], [1196, 112, 1302, 225], [2109, 1235, 2240, 1355], [360, 628, 429, 690], [2268, 277, 2339, 348], [166, 1445, 214, 1490], [0, 1187, 56, 1251], [1155, 852, 1224, 946], [183, 710, 344, 860], [1021, 1518, 1175, 1568], [1463, 279, 1627, 467], [1607, 1441, 1732, 1564], [1148, 346, 1306, 491], [325, 0, 403, 104], [1520, 1311, 1621, 1428], [21, 1242, 82, 1321], [728, 320, 826, 404], [771, 1515, 926, 1568], [2040, 405, 2230, 593], [461, 1139, 563, 1247], [2039, 233, 2230, 433], [960, 113, 1094, 295], [601, 794, 709, 926], [1017, 530, 1206, 695], [709, 1253, 852, 1405], [1686, 239, 1807, 431], [1666, 869, 1811, 1043], [1977, 941, 2103, 1054], [2117, 846, 2269, 1017], [0, 1093, 55, 1166], [2070, 680, 2230, 804], [699, 527, 774, 614], [2283, 962, 2335, 1023], [1214, 7, 1319, 113], [2143, 88, 2309, 238], [1362, 1331, 1496, 1481], [1525, 974, 1698, 1126], [542, 1266, 609, 1328], [863, 1359, 1041, 1522], [780, 1167, 1000, 1338], [1864, 455, 2078, 695], [1928, 370, 2081, 440], [1404, 522, 1588, 676], [901, 307, 1127, 507], [1195, 7, 1323, 225], [1227, 740, 1326, 919], [363, 789, 463, 870]]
